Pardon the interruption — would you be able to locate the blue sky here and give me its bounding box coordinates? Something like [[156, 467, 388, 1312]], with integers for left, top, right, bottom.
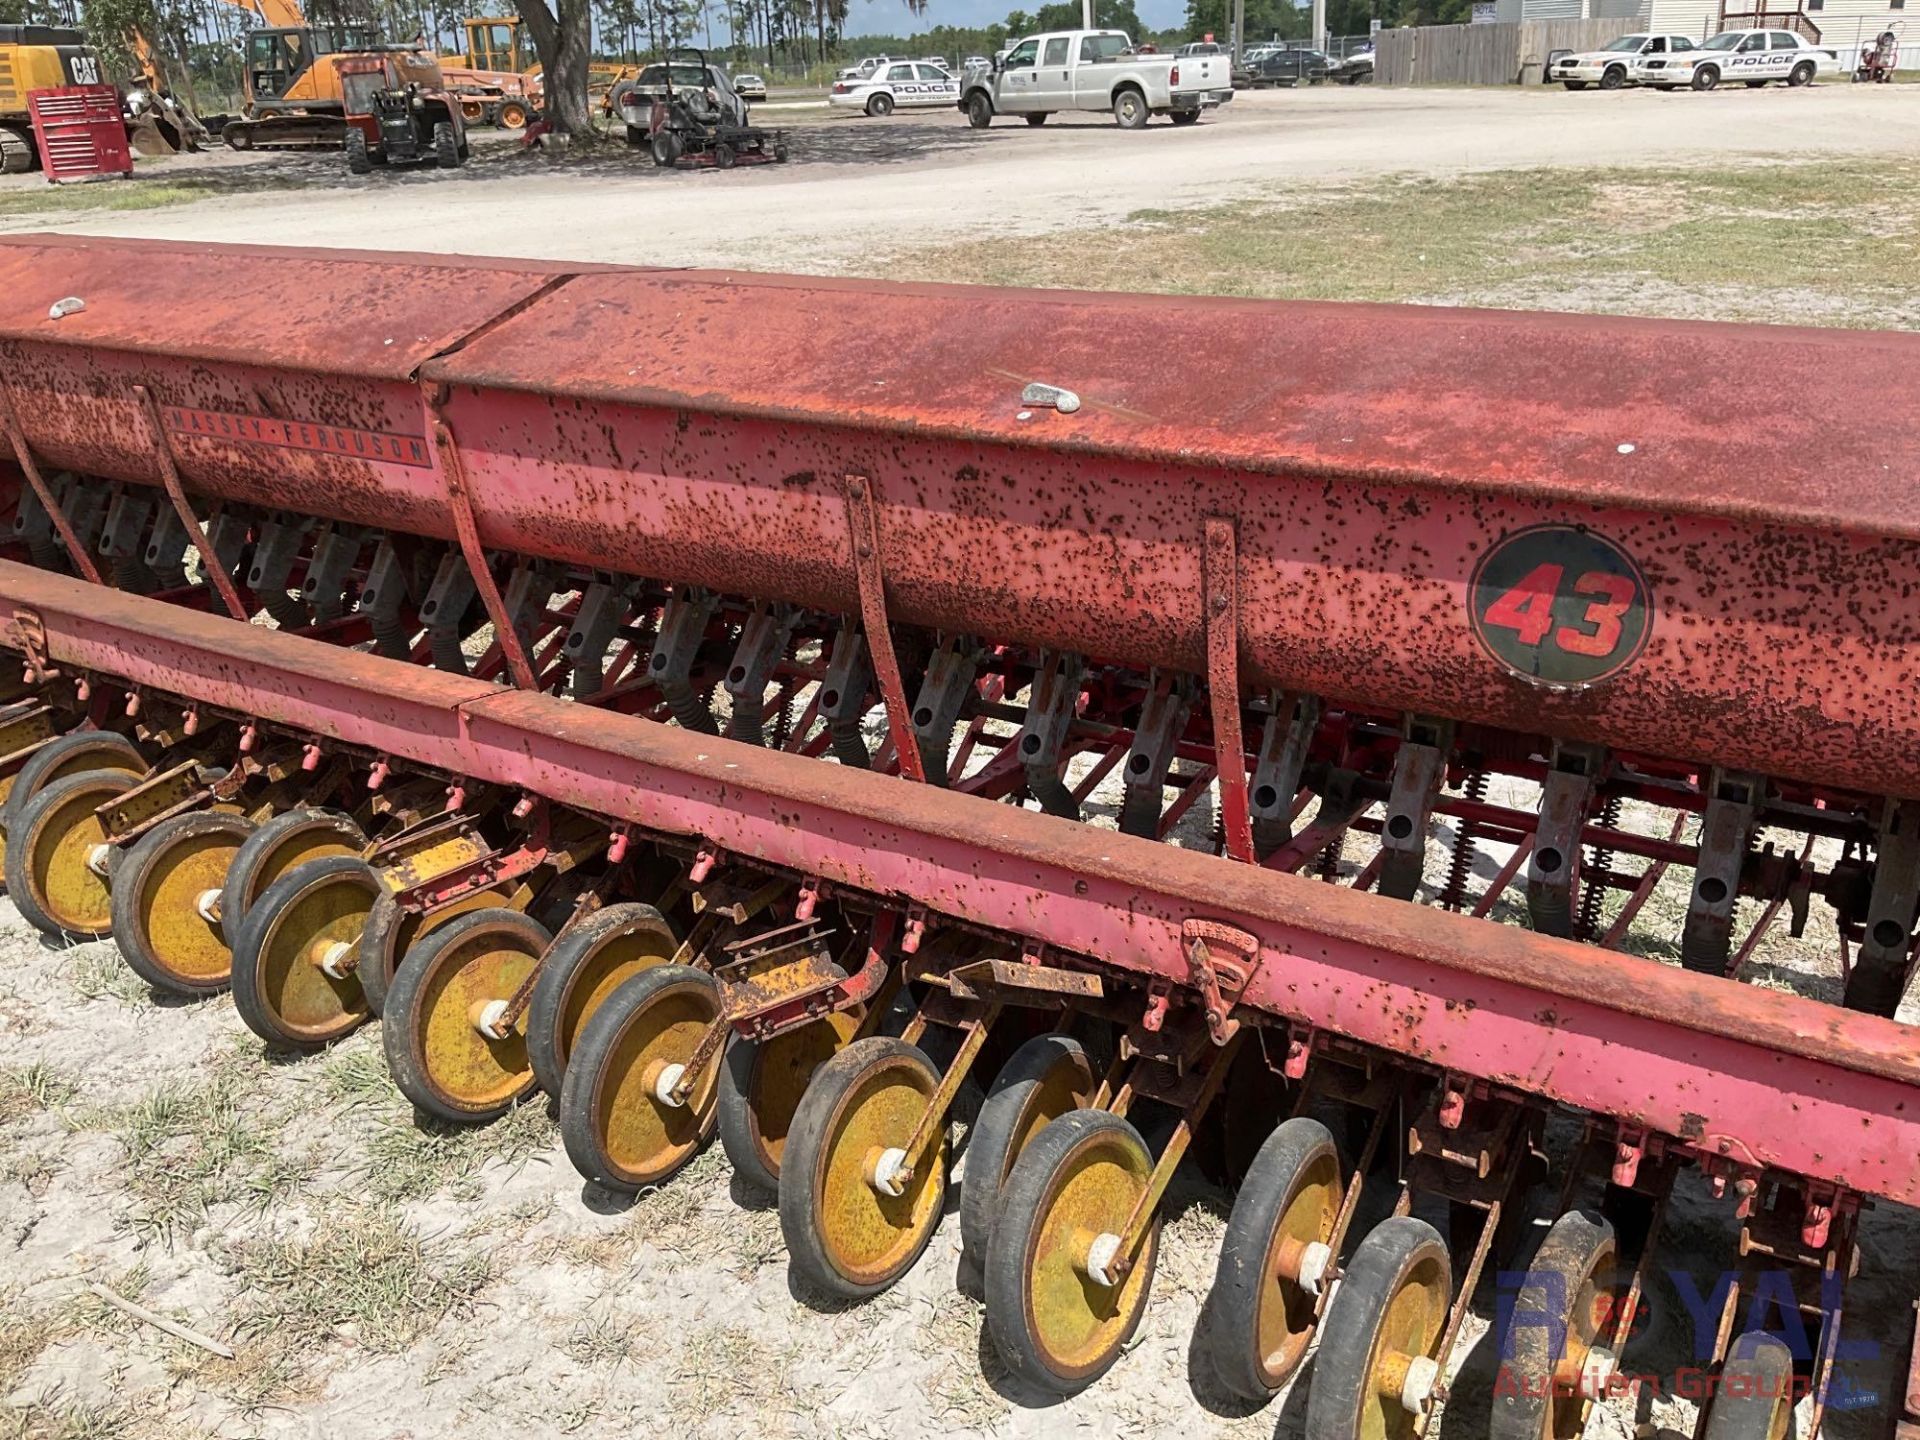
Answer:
[[842, 0, 1189, 36]]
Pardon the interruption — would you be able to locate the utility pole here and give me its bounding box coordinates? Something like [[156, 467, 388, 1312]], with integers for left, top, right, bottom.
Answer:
[[1232, 0, 1244, 60], [1083, 0, 1094, 27], [1312, 0, 1326, 51]]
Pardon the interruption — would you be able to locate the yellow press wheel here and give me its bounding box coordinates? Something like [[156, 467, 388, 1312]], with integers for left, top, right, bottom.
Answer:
[[779, 1035, 949, 1299], [1489, 1208, 1620, 1440], [220, 808, 366, 938], [1701, 1332, 1798, 1440], [382, 907, 553, 1123], [229, 854, 380, 1050], [358, 884, 521, 1018], [1303, 1215, 1453, 1440], [984, 1107, 1160, 1395], [110, 810, 256, 995], [717, 1008, 864, 1194], [0, 729, 145, 850], [959, 1032, 1095, 1269], [525, 901, 681, 1098], [1207, 1115, 1345, 1402], [558, 963, 723, 1192], [4, 768, 138, 940]]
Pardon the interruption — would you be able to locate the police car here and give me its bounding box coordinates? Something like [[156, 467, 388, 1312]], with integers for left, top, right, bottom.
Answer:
[[829, 60, 960, 115], [1636, 28, 1841, 90], [1551, 33, 1698, 89]]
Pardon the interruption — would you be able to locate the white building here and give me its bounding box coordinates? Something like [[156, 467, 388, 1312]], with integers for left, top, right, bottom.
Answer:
[[1491, 0, 1912, 65]]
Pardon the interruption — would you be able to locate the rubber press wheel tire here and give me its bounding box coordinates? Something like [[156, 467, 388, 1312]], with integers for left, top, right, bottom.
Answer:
[[357, 885, 518, 1019], [382, 907, 552, 1124], [966, 92, 994, 127], [345, 127, 372, 175], [220, 808, 366, 940], [433, 121, 461, 168], [2, 730, 144, 834], [5, 769, 137, 940], [558, 962, 723, 1192], [1788, 61, 1814, 86], [1489, 1208, 1618, 1440], [1701, 1332, 1796, 1440], [525, 900, 681, 1099], [866, 92, 894, 116], [1303, 1215, 1452, 1440], [1112, 87, 1149, 129], [717, 1009, 862, 1194], [780, 1035, 948, 1299], [1692, 65, 1721, 90], [1206, 1116, 1344, 1402], [229, 854, 380, 1050], [959, 1033, 1094, 1269], [110, 810, 256, 996], [984, 1107, 1160, 1395], [1599, 64, 1627, 89]]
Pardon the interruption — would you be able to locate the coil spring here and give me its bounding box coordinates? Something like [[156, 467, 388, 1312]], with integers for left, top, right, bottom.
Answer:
[[1315, 829, 1344, 880], [1438, 770, 1488, 912], [371, 615, 412, 661], [1575, 794, 1623, 940], [770, 692, 795, 752], [263, 590, 308, 631], [111, 554, 160, 596]]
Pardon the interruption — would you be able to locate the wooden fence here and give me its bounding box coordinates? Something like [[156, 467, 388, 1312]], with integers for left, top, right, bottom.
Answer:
[[1375, 18, 1641, 85]]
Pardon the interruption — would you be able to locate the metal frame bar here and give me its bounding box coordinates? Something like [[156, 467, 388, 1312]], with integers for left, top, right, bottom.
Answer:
[[4, 558, 1919, 1206]]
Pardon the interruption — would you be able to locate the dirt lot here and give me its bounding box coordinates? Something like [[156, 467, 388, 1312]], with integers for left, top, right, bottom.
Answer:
[[2, 84, 1917, 272], [3, 78, 1919, 1440]]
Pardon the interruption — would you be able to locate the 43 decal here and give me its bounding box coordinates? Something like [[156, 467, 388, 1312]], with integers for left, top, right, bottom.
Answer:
[[1468, 525, 1652, 688]]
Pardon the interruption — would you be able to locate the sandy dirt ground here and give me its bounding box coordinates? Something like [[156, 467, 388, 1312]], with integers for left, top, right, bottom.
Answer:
[[3, 85, 1917, 269], [3, 79, 1919, 1440]]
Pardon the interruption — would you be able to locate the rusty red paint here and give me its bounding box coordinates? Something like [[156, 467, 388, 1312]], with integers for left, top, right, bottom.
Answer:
[[0, 239, 1913, 797], [2, 558, 1918, 1206]]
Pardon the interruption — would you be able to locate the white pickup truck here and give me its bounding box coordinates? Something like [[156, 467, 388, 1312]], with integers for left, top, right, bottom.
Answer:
[[958, 29, 1233, 129]]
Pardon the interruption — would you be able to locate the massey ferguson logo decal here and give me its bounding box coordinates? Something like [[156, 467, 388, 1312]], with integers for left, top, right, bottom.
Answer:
[[165, 406, 432, 468]]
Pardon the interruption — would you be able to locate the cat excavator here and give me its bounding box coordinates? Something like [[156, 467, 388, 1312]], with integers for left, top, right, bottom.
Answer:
[[0, 23, 109, 172]]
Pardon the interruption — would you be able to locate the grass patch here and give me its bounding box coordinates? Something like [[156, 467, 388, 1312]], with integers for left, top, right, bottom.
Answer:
[[220, 1203, 493, 1354], [61, 949, 154, 1010], [877, 155, 1920, 327], [0, 1062, 78, 1123], [0, 173, 308, 221], [73, 1049, 307, 1243], [320, 1033, 557, 1203]]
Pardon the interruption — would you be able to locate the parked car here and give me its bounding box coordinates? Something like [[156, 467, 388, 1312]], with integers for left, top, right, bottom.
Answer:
[[964, 54, 991, 70], [1176, 41, 1224, 56], [831, 60, 960, 115], [733, 72, 767, 101], [1326, 45, 1374, 83], [1636, 27, 1840, 90], [1248, 47, 1330, 85], [960, 28, 1233, 128], [613, 60, 727, 142], [1550, 32, 1696, 89], [836, 55, 895, 82]]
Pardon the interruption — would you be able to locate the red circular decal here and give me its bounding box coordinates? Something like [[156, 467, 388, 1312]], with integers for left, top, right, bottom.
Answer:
[[1468, 525, 1652, 689]]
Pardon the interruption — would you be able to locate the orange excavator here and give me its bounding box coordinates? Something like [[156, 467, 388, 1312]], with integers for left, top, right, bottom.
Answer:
[[209, 0, 452, 150]]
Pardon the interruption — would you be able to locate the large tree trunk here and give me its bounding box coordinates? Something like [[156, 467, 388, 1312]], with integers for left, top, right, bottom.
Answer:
[[514, 0, 595, 137]]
